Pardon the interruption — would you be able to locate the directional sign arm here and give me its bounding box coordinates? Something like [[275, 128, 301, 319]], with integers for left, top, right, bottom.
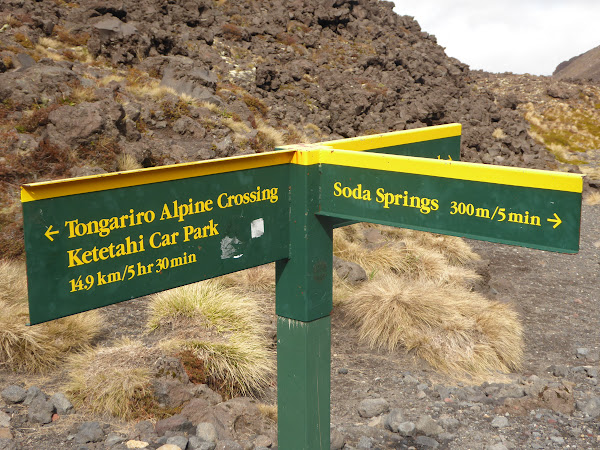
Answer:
[[310, 149, 582, 254]]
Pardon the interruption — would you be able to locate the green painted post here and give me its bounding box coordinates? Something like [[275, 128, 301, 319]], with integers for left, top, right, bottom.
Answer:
[[276, 162, 333, 449], [277, 316, 331, 449]]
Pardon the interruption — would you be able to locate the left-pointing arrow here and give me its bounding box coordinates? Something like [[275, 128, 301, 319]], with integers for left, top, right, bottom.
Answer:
[[45, 225, 59, 241]]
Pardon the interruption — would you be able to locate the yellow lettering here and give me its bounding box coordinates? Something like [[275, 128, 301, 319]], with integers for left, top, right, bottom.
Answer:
[[217, 192, 229, 209], [376, 188, 385, 204], [149, 232, 161, 248], [68, 248, 83, 267], [65, 220, 79, 238], [160, 203, 173, 220]]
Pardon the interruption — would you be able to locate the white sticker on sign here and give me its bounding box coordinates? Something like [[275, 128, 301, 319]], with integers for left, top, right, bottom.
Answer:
[[221, 236, 242, 259], [251, 218, 264, 238]]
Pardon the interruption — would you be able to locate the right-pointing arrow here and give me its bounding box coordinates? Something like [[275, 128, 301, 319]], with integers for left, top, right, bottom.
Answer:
[[547, 213, 562, 229]]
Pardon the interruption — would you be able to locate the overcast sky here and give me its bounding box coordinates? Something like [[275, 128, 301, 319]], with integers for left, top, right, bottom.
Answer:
[[392, 0, 600, 76]]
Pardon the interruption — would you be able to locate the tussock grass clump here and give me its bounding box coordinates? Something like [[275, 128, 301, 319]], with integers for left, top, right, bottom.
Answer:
[[333, 223, 521, 378], [343, 274, 523, 378], [116, 153, 142, 172], [283, 123, 324, 145], [65, 338, 159, 419], [223, 117, 251, 134], [147, 280, 263, 334], [219, 264, 275, 301], [148, 280, 274, 398], [253, 119, 284, 152], [492, 128, 507, 140], [35, 37, 93, 63], [584, 190, 600, 205], [0, 261, 103, 373], [53, 25, 90, 47], [333, 224, 480, 285], [14, 32, 34, 49], [0, 260, 27, 304], [161, 335, 274, 398], [258, 403, 278, 423], [378, 226, 481, 266], [242, 93, 268, 117]]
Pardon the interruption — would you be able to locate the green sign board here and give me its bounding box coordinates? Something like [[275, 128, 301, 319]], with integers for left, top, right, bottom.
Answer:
[[23, 124, 464, 325], [316, 150, 581, 253], [279, 123, 462, 161], [21, 123, 582, 449], [22, 155, 291, 325]]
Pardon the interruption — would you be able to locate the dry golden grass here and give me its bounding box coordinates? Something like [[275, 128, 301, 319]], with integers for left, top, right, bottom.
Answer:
[[97, 74, 126, 86], [160, 335, 274, 398], [65, 338, 159, 419], [492, 128, 506, 140], [37, 37, 63, 49], [147, 279, 263, 335], [332, 273, 356, 307], [33, 44, 64, 62], [223, 117, 251, 134], [69, 85, 98, 103], [545, 142, 581, 163], [116, 153, 142, 172], [584, 190, 600, 205], [0, 260, 27, 304], [332, 223, 519, 378], [282, 123, 324, 144], [343, 274, 523, 378], [258, 403, 278, 423], [127, 82, 179, 101], [199, 101, 222, 114], [304, 123, 322, 135], [34, 37, 93, 63], [580, 164, 600, 184], [3, 14, 22, 28], [98, 68, 196, 105], [376, 225, 480, 266], [219, 264, 275, 301], [0, 261, 104, 373], [148, 280, 274, 397], [333, 224, 480, 285], [256, 119, 285, 149]]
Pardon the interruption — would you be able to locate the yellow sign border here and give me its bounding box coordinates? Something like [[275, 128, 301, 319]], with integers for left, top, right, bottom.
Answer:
[[302, 149, 582, 193], [21, 150, 297, 202], [22, 123, 582, 202], [278, 123, 462, 152]]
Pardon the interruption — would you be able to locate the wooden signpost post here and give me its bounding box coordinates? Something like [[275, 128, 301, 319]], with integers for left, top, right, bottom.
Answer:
[[21, 123, 582, 449]]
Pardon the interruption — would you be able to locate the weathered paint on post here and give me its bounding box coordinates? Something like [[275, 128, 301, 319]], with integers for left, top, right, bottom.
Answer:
[[275, 161, 333, 322], [274, 157, 333, 449]]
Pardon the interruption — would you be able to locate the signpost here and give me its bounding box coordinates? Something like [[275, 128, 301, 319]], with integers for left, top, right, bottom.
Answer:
[[21, 123, 582, 449]]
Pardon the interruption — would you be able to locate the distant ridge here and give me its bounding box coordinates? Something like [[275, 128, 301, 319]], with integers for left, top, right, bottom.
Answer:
[[553, 45, 600, 82]]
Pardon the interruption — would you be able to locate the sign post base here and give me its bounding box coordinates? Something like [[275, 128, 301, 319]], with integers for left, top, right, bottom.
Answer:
[[277, 315, 331, 450]]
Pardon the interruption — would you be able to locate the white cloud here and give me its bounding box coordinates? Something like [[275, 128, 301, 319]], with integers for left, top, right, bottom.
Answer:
[[392, 0, 600, 75]]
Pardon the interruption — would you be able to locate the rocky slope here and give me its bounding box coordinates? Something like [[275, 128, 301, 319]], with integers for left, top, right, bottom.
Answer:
[[472, 70, 600, 189], [553, 45, 600, 83], [0, 0, 565, 258]]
